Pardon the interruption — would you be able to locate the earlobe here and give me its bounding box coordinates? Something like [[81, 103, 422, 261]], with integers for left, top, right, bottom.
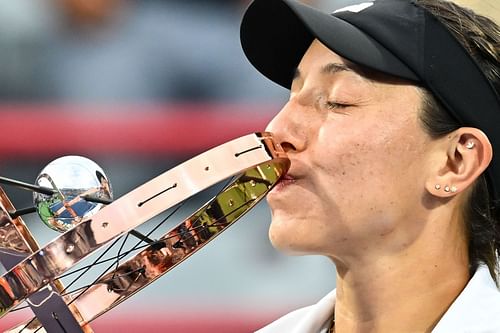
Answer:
[[426, 127, 492, 198]]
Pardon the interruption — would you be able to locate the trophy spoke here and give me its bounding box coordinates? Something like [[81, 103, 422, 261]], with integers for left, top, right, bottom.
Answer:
[[0, 177, 56, 196], [62, 175, 236, 309]]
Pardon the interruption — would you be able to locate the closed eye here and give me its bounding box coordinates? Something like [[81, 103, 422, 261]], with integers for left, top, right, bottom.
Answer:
[[325, 101, 350, 110]]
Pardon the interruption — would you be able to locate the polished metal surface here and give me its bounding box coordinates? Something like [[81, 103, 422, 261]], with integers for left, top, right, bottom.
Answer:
[[33, 156, 113, 233], [0, 206, 32, 269], [0, 189, 92, 333], [0, 191, 38, 259], [8, 157, 288, 332], [0, 132, 289, 324]]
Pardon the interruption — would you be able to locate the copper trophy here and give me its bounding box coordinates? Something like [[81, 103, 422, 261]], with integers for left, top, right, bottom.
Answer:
[[0, 132, 289, 332]]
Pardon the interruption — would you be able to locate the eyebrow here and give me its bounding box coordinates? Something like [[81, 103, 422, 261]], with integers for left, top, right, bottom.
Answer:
[[321, 62, 353, 75], [292, 62, 359, 82]]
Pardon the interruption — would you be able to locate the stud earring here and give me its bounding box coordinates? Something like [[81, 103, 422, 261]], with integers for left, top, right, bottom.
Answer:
[[444, 185, 450, 192], [450, 186, 457, 193], [435, 184, 441, 190], [466, 141, 475, 149]]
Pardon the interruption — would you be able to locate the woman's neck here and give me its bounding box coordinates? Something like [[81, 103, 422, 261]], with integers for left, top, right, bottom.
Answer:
[[331, 215, 470, 332]]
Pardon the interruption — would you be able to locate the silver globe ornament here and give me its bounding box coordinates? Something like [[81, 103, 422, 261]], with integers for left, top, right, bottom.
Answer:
[[33, 156, 113, 233]]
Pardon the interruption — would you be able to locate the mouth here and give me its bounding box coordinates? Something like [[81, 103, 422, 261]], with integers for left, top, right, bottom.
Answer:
[[270, 174, 297, 193]]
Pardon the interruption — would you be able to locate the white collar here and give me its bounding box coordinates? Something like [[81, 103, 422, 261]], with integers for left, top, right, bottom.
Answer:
[[432, 264, 500, 332], [257, 265, 500, 332]]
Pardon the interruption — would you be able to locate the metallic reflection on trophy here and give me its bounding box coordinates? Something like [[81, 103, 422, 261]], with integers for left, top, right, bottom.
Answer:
[[0, 133, 289, 333], [33, 156, 113, 233]]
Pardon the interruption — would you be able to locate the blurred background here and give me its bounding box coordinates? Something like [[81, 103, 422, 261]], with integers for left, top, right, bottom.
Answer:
[[0, 0, 497, 332]]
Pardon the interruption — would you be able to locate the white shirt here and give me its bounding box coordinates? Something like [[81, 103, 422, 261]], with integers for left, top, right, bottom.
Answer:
[[256, 265, 500, 332]]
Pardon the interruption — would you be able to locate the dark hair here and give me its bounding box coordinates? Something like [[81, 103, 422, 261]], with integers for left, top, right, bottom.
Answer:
[[416, 0, 500, 282]]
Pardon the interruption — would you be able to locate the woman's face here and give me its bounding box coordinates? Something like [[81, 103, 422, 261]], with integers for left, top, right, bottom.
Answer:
[[266, 40, 436, 261]]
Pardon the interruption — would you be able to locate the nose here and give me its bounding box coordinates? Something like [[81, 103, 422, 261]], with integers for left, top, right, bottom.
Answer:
[[265, 99, 307, 154]]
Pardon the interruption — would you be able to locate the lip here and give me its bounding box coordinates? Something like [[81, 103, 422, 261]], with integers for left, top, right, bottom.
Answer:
[[268, 158, 308, 195], [270, 174, 297, 193]]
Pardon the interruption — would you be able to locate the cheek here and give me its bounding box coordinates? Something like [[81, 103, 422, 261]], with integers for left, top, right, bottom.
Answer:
[[310, 117, 428, 222], [313, 124, 383, 184], [314, 113, 424, 182]]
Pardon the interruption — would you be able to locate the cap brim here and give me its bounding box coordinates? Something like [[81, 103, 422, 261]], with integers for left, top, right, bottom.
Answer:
[[240, 0, 418, 89]]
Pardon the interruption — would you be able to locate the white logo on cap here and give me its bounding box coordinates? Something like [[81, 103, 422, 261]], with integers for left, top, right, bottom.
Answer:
[[333, 2, 374, 13]]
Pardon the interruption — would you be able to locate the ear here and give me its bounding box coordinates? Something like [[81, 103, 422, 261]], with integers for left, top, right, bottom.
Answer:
[[425, 127, 492, 198]]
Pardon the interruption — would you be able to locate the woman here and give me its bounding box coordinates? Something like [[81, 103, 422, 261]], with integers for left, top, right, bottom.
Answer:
[[240, 0, 500, 332]]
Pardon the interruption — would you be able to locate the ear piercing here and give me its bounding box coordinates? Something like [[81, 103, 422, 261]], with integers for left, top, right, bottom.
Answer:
[[433, 142, 473, 193], [466, 141, 475, 149], [436, 184, 457, 193]]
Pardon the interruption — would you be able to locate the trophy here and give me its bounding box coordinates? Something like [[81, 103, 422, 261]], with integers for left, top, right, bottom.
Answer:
[[0, 132, 289, 333]]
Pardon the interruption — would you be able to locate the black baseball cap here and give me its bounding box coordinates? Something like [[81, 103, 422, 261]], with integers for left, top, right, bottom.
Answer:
[[240, 0, 500, 203]]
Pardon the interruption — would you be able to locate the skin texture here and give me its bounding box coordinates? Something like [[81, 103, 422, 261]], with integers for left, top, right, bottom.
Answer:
[[265, 39, 492, 332]]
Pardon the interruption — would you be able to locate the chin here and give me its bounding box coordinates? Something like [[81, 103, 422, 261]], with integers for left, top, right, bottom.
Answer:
[[268, 208, 347, 256], [268, 216, 295, 251], [268, 216, 315, 255]]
